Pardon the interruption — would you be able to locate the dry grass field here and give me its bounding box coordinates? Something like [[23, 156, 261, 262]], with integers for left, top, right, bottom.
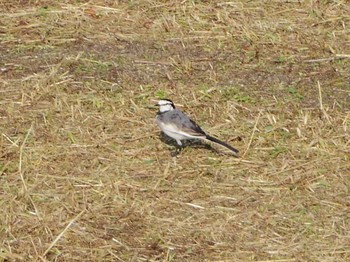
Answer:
[[1, 0, 349, 261]]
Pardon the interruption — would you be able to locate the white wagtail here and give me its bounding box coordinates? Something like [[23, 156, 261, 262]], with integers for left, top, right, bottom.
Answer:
[[155, 99, 239, 154]]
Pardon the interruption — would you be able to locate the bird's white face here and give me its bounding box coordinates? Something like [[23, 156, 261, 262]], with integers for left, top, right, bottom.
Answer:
[[157, 99, 175, 113]]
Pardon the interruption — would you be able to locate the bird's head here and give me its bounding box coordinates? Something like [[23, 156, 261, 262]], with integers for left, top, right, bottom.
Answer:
[[156, 99, 175, 113]]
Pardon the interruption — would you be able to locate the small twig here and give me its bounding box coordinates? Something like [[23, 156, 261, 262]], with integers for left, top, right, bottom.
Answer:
[[19, 125, 31, 192], [242, 111, 261, 158], [91, 5, 123, 12], [42, 210, 85, 257], [318, 81, 324, 112], [167, 199, 205, 209], [19, 124, 42, 219], [304, 54, 350, 63], [185, 203, 205, 209], [133, 60, 171, 66], [304, 57, 334, 63], [2, 133, 20, 147], [342, 112, 349, 133], [317, 81, 332, 124], [112, 238, 130, 250]]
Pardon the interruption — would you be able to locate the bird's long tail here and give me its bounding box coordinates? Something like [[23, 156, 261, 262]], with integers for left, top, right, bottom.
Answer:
[[205, 135, 239, 154]]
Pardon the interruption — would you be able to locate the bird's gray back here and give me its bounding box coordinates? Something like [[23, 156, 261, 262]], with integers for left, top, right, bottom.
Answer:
[[158, 109, 205, 135]]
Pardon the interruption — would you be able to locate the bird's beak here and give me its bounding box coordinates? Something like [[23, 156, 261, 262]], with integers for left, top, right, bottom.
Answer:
[[151, 99, 159, 106]]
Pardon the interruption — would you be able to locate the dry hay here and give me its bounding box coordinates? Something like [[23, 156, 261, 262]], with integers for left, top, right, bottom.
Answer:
[[0, 1, 349, 261]]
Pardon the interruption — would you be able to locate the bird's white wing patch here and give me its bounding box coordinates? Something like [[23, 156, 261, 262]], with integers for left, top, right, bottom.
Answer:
[[161, 122, 206, 139]]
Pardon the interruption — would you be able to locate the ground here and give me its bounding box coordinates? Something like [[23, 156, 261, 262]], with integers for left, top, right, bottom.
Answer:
[[0, 1, 349, 261]]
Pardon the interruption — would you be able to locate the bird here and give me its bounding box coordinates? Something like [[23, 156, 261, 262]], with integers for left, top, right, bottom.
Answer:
[[155, 99, 239, 155]]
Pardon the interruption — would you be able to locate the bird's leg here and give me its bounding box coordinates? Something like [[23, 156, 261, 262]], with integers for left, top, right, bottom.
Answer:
[[170, 147, 182, 157], [170, 140, 184, 157]]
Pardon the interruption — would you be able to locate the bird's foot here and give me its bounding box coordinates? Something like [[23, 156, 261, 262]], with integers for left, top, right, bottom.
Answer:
[[170, 146, 183, 157]]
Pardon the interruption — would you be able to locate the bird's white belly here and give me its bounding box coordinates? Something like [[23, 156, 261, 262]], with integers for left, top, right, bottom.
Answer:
[[162, 129, 189, 141], [156, 118, 205, 146]]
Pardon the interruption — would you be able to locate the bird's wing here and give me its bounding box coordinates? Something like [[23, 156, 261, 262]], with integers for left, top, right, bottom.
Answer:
[[164, 109, 207, 138], [157, 109, 206, 138]]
